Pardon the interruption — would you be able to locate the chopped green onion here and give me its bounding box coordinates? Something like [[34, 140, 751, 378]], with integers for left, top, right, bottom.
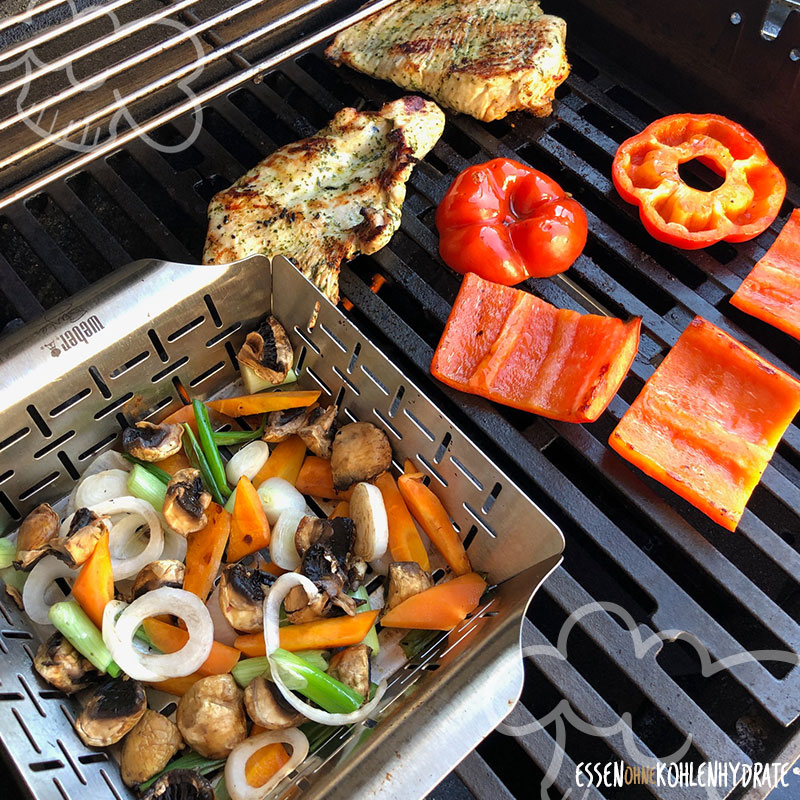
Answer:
[[192, 399, 230, 499], [232, 650, 329, 688], [127, 464, 168, 510], [240, 365, 297, 394], [48, 601, 120, 677], [0, 565, 26, 594], [212, 415, 267, 445], [183, 424, 226, 505], [351, 586, 379, 655], [270, 648, 362, 713], [139, 751, 227, 791], [121, 453, 172, 483], [300, 720, 345, 753], [0, 538, 15, 569]]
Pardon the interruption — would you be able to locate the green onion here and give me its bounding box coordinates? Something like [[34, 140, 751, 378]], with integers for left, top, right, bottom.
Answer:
[[223, 487, 237, 514], [351, 586, 380, 655], [0, 538, 16, 569], [240, 365, 297, 394], [48, 601, 120, 677], [214, 775, 232, 800], [192, 399, 230, 499], [400, 629, 441, 660], [183, 423, 226, 505], [121, 453, 172, 483], [300, 720, 344, 753], [232, 650, 329, 688], [139, 751, 227, 791], [0, 565, 26, 594], [212, 415, 267, 445], [127, 464, 168, 510], [270, 648, 362, 713]]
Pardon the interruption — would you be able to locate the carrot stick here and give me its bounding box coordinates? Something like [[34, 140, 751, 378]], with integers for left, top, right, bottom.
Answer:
[[374, 472, 429, 570], [381, 573, 487, 630], [295, 456, 353, 501], [183, 504, 231, 601], [72, 530, 113, 630], [234, 609, 379, 656], [397, 472, 471, 575], [207, 391, 320, 418], [328, 501, 350, 519], [148, 673, 204, 696], [228, 476, 271, 563], [142, 618, 241, 675], [253, 436, 307, 487], [246, 742, 290, 788]]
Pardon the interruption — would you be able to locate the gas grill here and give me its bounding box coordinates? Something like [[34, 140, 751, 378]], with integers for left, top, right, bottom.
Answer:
[[0, 0, 798, 798]]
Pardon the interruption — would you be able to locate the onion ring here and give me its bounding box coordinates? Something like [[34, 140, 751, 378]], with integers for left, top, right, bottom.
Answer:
[[75, 469, 130, 509], [269, 509, 305, 570], [22, 556, 76, 625]]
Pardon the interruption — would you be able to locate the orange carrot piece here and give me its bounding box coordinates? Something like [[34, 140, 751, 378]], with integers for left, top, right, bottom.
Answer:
[[183, 504, 231, 601], [253, 436, 307, 487], [246, 742, 290, 788], [381, 573, 487, 630], [374, 472, 429, 571], [328, 501, 350, 519], [234, 609, 380, 656], [155, 450, 192, 476], [207, 391, 320, 418], [159, 403, 200, 435], [397, 472, 471, 575], [262, 561, 288, 577], [148, 673, 204, 696], [72, 530, 113, 630], [229, 476, 271, 562], [142, 617, 241, 675], [295, 456, 353, 501]]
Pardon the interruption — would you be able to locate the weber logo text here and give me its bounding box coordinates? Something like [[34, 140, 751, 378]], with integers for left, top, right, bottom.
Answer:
[[42, 315, 104, 357]]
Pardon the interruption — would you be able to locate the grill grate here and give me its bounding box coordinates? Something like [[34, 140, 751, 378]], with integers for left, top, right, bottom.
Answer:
[[0, 6, 798, 798]]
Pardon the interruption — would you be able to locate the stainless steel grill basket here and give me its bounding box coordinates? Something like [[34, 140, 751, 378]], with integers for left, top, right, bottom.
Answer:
[[0, 255, 564, 799]]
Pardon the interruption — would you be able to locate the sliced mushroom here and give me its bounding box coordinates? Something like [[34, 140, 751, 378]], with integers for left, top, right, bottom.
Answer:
[[51, 508, 110, 567], [141, 770, 214, 800], [298, 405, 337, 458], [14, 503, 59, 571], [387, 561, 433, 610], [5, 583, 23, 609], [237, 315, 293, 385], [218, 562, 275, 633], [131, 559, 185, 599], [122, 420, 184, 462], [120, 709, 183, 787], [284, 585, 333, 624], [176, 673, 247, 759], [330, 422, 392, 491], [163, 469, 211, 536], [294, 515, 326, 558], [327, 644, 371, 699], [244, 676, 306, 730], [33, 631, 97, 694], [75, 676, 147, 747], [261, 406, 310, 443]]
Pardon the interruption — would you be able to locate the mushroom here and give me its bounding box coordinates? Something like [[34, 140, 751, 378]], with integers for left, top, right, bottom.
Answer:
[[244, 676, 305, 730], [33, 631, 97, 694], [163, 469, 211, 536], [294, 515, 326, 558], [51, 508, 110, 567], [327, 644, 371, 699], [120, 709, 183, 787], [75, 676, 147, 747], [386, 561, 433, 609], [176, 674, 247, 759], [330, 422, 392, 491], [141, 770, 214, 800], [131, 559, 185, 599], [14, 503, 59, 571], [237, 315, 293, 385], [298, 405, 337, 458], [218, 562, 275, 633], [122, 420, 184, 462], [261, 406, 310, 443]]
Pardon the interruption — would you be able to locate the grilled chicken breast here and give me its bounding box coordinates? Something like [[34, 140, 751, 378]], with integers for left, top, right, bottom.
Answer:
[[326, 0, 569, 122], [203, 96, 444, 303]]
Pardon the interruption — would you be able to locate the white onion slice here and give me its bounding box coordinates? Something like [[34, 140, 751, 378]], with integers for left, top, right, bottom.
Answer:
[[225, 728, 309, 800], [225, 441, 270, 486], [270, 509, 306, 570], [349, 482, 389, 561], [75, 469, 130, 509], [161, 526, 188, 562], [108, 514, 144, 559], [102, 587, 213, 681], [206, 583, 239, 646], [67, 450, 131, 514], [22, 556, 76, 625], [264, 573, 387, 725], [257, 478, 306, 525]]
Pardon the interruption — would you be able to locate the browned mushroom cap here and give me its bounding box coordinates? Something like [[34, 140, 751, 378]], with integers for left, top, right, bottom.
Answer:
[[141, 770, 214, 800], [131, 559, 185, 599], [218, 562, 275, 633], [298, 405, 337, 459], [244, 676, 305, 730], [51, 508, 110, 567], [328, 644, 371, 699], [120, 709, 183, 788], [330, 422, 392, 491], [387, 561, 433, 610], [294, 515, 326, 558], [75, 676, 147, 747], [14, 503, 60, 571], [122, 421, 184, 462], [237, 315, 293, 385], [261, 406, 310, 443], [163, 469, 211, 536], [33, 631, 97, 694]]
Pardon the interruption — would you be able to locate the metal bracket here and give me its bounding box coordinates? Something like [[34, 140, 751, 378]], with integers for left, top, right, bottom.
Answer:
[[760, 0, 800, 39]]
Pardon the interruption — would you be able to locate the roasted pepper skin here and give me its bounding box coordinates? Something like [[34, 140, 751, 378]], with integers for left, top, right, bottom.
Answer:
[[436, 158, 587, 283], [612, 113, 785, 249]]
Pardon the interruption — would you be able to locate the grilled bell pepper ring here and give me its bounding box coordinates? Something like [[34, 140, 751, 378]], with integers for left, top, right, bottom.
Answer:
[[612, 113, 786, 249], [435, 158, 588, 283]]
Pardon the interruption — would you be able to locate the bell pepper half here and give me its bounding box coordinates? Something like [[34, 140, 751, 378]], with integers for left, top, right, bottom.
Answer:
[[435, 158, 588, 283], [430, 272, 641, 423], [730, 209, 800, 340], [612, 113, 785, 249], [609, 317, 800, 531]]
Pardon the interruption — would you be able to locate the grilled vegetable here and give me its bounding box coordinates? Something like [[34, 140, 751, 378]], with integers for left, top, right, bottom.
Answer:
[[127, 463, 169, 510], [225, 729, 307, 800], [52, 507, 110, 567], [122, 421, 184, 462], [297, 405, 337, 458], [348, 482, 389, 561], [225, 441, 270, 487], [71, 529, 113, 629], [141, 769, 215, 800], [183, 505, 231, 601], [236, 316, 293, 386], [373, 472, 429, 570], [163, 468, 212, 536], [296, 455, 353, 500], [253, 435, 307, 487], [33, 631, 97, 694], [193, 399, 231, 499], [14, 504, 59, 570], [48, 600, 120, 676], [386, 561, 433, 610], [120, 710, 183, 787], [330, 422, 392, 491], [228, 476, 271, 563], [244, 675, 305, 730], [207, 391, 320, 418], [131, 559, 185, 599], [261, 408, 309, 443], [218, 562, 274, 633], [75, 676, 146, 747], [327, 644, 371, 699]]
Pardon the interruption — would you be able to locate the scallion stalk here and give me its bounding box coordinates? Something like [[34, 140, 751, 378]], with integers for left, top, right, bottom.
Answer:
[[183, 424, 226, 505], [0, 538, 16, 569], [127, 464, 168, 510], [121, 453, 172, 483], [192, 399, 230, 498], [351, 586, 380, 655], [232, 650, 329, 688], [212, 415, 267, 445], [48, 600, 120, 677]]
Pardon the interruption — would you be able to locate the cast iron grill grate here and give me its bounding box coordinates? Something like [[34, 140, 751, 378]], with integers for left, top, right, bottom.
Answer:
[[0, 9, 798, 799]]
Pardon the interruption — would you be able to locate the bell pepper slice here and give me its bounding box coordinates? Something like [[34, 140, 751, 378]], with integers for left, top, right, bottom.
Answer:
[[612, 113, 786, 249], [609, 317, 800, 530], [730, 209, 800, 339], [431, 272, 641, 423]]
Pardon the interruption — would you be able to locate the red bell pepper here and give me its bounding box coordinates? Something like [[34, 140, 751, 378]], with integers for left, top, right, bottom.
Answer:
[[609, 317, 800, 531], [436, 158, 587, 283], [730, 209, 800, 340], [430, 272, 641, 423], [612, 114, 785, 249]]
